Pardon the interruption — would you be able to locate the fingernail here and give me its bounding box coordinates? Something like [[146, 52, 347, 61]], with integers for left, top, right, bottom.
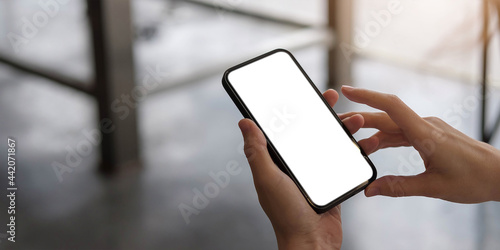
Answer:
[[342, 85, 354, 91], [366, 187, 380, 197]]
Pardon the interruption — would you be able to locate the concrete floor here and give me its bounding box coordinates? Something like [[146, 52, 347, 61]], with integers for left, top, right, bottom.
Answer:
[[0, 0, 500, 250]]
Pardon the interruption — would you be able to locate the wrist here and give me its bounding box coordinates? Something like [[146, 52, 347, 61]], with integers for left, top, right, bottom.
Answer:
[[484, 145, 500, 202], [276, 232, 341, 250], [493, 152, 500, 202]]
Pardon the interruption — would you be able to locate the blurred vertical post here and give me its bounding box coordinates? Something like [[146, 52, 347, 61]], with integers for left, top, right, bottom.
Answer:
[[480, 0, 490, 142], [328, 0, 353, 89], [87, 0, 141, 174]]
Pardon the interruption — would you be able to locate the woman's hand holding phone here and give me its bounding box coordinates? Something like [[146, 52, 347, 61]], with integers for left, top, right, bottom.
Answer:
[[238, 89, 363, 250]]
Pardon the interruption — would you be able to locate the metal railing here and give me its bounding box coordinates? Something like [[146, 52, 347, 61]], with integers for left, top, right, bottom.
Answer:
[[0, 0, 351, 174]]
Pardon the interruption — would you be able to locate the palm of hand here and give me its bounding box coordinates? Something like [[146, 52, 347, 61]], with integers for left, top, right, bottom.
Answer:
[[257, 168, 342, 249]]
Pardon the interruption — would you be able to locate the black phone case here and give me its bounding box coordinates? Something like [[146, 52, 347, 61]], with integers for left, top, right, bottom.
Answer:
[[222, 48, 377, 213]]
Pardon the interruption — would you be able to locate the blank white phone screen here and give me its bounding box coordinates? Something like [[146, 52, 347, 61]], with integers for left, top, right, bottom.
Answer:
[[228, 51, 373, 206]]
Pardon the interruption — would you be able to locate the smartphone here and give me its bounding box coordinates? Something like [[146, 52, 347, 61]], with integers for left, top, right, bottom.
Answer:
[[222, 49, 376, 213]]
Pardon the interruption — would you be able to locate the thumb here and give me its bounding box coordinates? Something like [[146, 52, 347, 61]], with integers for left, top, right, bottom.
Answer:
[[365, 174, 434, 198], [238, 119, 280, 184]]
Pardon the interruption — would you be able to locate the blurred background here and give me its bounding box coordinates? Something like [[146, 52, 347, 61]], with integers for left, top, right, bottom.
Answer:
[[1, 0, 500, 249]]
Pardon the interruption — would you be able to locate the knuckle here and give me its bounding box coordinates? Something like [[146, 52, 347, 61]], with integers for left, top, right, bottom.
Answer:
[[386, 176, 407, 197], [425, 116, 443, 124], [339, 112, 356, 119], [341, 115, 353, 123], [395, 182, 407, 197], [243, 141, 267, 162], [387, 94, 402, 105]]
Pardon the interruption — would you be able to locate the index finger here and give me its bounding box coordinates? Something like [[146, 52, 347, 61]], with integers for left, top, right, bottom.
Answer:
[[341, 86, 428, 140]]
